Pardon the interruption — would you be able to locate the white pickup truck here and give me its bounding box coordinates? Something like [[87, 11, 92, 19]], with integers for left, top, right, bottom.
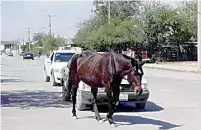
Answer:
[[44, 49, 79, 86]]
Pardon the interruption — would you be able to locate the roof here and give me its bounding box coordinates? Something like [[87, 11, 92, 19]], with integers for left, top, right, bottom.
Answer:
[[1, 41, 21, 45], [53, 49, 79, 53], [97, 52, 105, 54]]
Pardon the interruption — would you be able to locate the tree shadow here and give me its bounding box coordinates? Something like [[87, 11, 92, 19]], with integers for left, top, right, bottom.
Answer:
[[0, 63, 9, 67], [1, 90, 72, 109], [1, 75, 23, 78], [3, 69, 27, 72], [113, 115, 182, 130], [1, 78, 22, 83], [0, 78, 32, 84]]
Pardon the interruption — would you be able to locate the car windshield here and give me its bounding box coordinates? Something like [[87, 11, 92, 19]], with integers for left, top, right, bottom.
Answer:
[[25, 53, 33, 55], [54, 53, 75, 62]]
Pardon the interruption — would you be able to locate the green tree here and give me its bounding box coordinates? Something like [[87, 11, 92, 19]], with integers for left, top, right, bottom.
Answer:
[[73, 0, 197, 56], [73, 0, 143, 50], [42, 34, 58, 52]]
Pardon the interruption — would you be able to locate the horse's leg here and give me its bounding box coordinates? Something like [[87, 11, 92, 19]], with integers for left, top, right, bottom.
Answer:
[[106, 84, 120, 126], [91, 87, 102, 122], [111, 84, 120, 115], [72, 85, 78, 118], [106, 89, 115, 125]]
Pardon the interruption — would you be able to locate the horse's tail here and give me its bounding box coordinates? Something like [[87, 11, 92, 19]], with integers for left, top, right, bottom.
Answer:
[[68, 53, 80, 88], [67, 53, 78, 69]]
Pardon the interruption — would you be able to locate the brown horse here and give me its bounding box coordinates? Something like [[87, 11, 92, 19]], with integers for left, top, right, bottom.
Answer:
[[69, 50, 144, 127]]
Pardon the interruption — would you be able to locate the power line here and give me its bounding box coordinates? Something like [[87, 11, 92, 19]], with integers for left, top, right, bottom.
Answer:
[[45, 15, 55, 35]]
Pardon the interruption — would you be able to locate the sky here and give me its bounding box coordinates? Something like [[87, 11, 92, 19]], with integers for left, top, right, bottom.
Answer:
[[0, 0, 186, 42], [1, 0, 94, 42]]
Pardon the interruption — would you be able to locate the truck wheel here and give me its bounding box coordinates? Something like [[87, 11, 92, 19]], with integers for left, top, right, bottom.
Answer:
[[50, 72, 57, 86], [135, 102, 146, 110], [44, 73, 50, 82], [62, 80, 71, 101], [76, 90, 87, 111], [44, 68, 50, 82]]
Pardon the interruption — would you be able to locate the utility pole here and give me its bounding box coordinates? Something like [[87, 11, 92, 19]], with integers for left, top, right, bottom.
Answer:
[[22, 35, 24, 46], [108, 0, 111, 24], [20, 33, 24, 46], [198, 0, 201, 71], [27, 25, 31, 51], [45, 15, 55, 35]]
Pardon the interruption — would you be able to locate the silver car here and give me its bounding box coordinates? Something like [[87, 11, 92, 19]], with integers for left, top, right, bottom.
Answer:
[[61, 65, 150, 111]]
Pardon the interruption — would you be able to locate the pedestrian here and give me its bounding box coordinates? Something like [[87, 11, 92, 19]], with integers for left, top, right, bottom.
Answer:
[[38, 51, 41, 59]]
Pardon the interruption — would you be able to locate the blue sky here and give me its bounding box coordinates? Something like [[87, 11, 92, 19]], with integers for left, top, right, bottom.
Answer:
[[1, 0, 183, 42], [1, 0, 94, 42]]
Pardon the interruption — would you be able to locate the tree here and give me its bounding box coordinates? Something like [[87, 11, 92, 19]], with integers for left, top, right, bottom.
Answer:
[[73, 0, 143, 50], [55, 35, 66, 46], [139, 1, 171, 55], [32, 32, 46, 47], [178, 1, 197, 38], [42, 34, 58, 52], [73, 0, 197, 57]]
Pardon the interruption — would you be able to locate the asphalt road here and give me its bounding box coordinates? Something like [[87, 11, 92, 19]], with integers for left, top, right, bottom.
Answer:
[[1, 54, 201, 130]]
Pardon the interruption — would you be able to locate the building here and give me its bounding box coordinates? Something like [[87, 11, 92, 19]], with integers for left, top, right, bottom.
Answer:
[[1, 41, 22, 55]]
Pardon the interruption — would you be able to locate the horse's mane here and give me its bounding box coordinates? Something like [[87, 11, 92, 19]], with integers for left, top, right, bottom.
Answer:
[[122, 54, 133, 60], [121, 54, 138, 67]]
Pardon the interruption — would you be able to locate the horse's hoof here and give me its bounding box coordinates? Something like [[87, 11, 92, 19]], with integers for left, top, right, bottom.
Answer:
[[72, 116, 77, 119], [110, 123, 116, 128], [98, 119, 104, 123]]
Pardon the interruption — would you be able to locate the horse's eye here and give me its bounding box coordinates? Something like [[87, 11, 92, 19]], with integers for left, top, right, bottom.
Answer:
[[130, 70, 135, 75]]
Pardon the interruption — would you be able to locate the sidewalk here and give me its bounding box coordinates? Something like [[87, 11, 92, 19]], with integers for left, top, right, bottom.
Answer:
[[143, 61, 201, 74]]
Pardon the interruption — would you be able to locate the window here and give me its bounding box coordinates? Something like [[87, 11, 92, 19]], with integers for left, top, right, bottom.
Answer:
[[54, 53, 75, 62]]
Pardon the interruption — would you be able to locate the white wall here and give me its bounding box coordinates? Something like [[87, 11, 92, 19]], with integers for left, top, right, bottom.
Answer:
[[0, 44, 5, 51]]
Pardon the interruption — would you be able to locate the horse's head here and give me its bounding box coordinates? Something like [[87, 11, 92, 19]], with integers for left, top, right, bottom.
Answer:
[[127, 59, 144, 96]]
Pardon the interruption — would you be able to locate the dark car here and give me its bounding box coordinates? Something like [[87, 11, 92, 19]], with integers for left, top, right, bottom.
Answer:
[[23, 52, 34, 60]]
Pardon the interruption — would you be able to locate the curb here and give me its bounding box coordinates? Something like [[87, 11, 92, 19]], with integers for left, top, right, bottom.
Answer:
[[144, 66, 201, 74]]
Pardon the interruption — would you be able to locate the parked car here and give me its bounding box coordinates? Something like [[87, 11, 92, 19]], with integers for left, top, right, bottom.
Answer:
[[60, 54, 150, 111], [7, 52, 13, 57], [44, 49, 79, 86], [23, 52, 34, 60], [20, 51, 24, 56]]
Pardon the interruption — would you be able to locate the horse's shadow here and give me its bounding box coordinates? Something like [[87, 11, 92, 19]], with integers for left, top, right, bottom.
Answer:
[[113, 115, 182, 130], [79, 102, 181, 129], [78, 113, 181, 130]]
